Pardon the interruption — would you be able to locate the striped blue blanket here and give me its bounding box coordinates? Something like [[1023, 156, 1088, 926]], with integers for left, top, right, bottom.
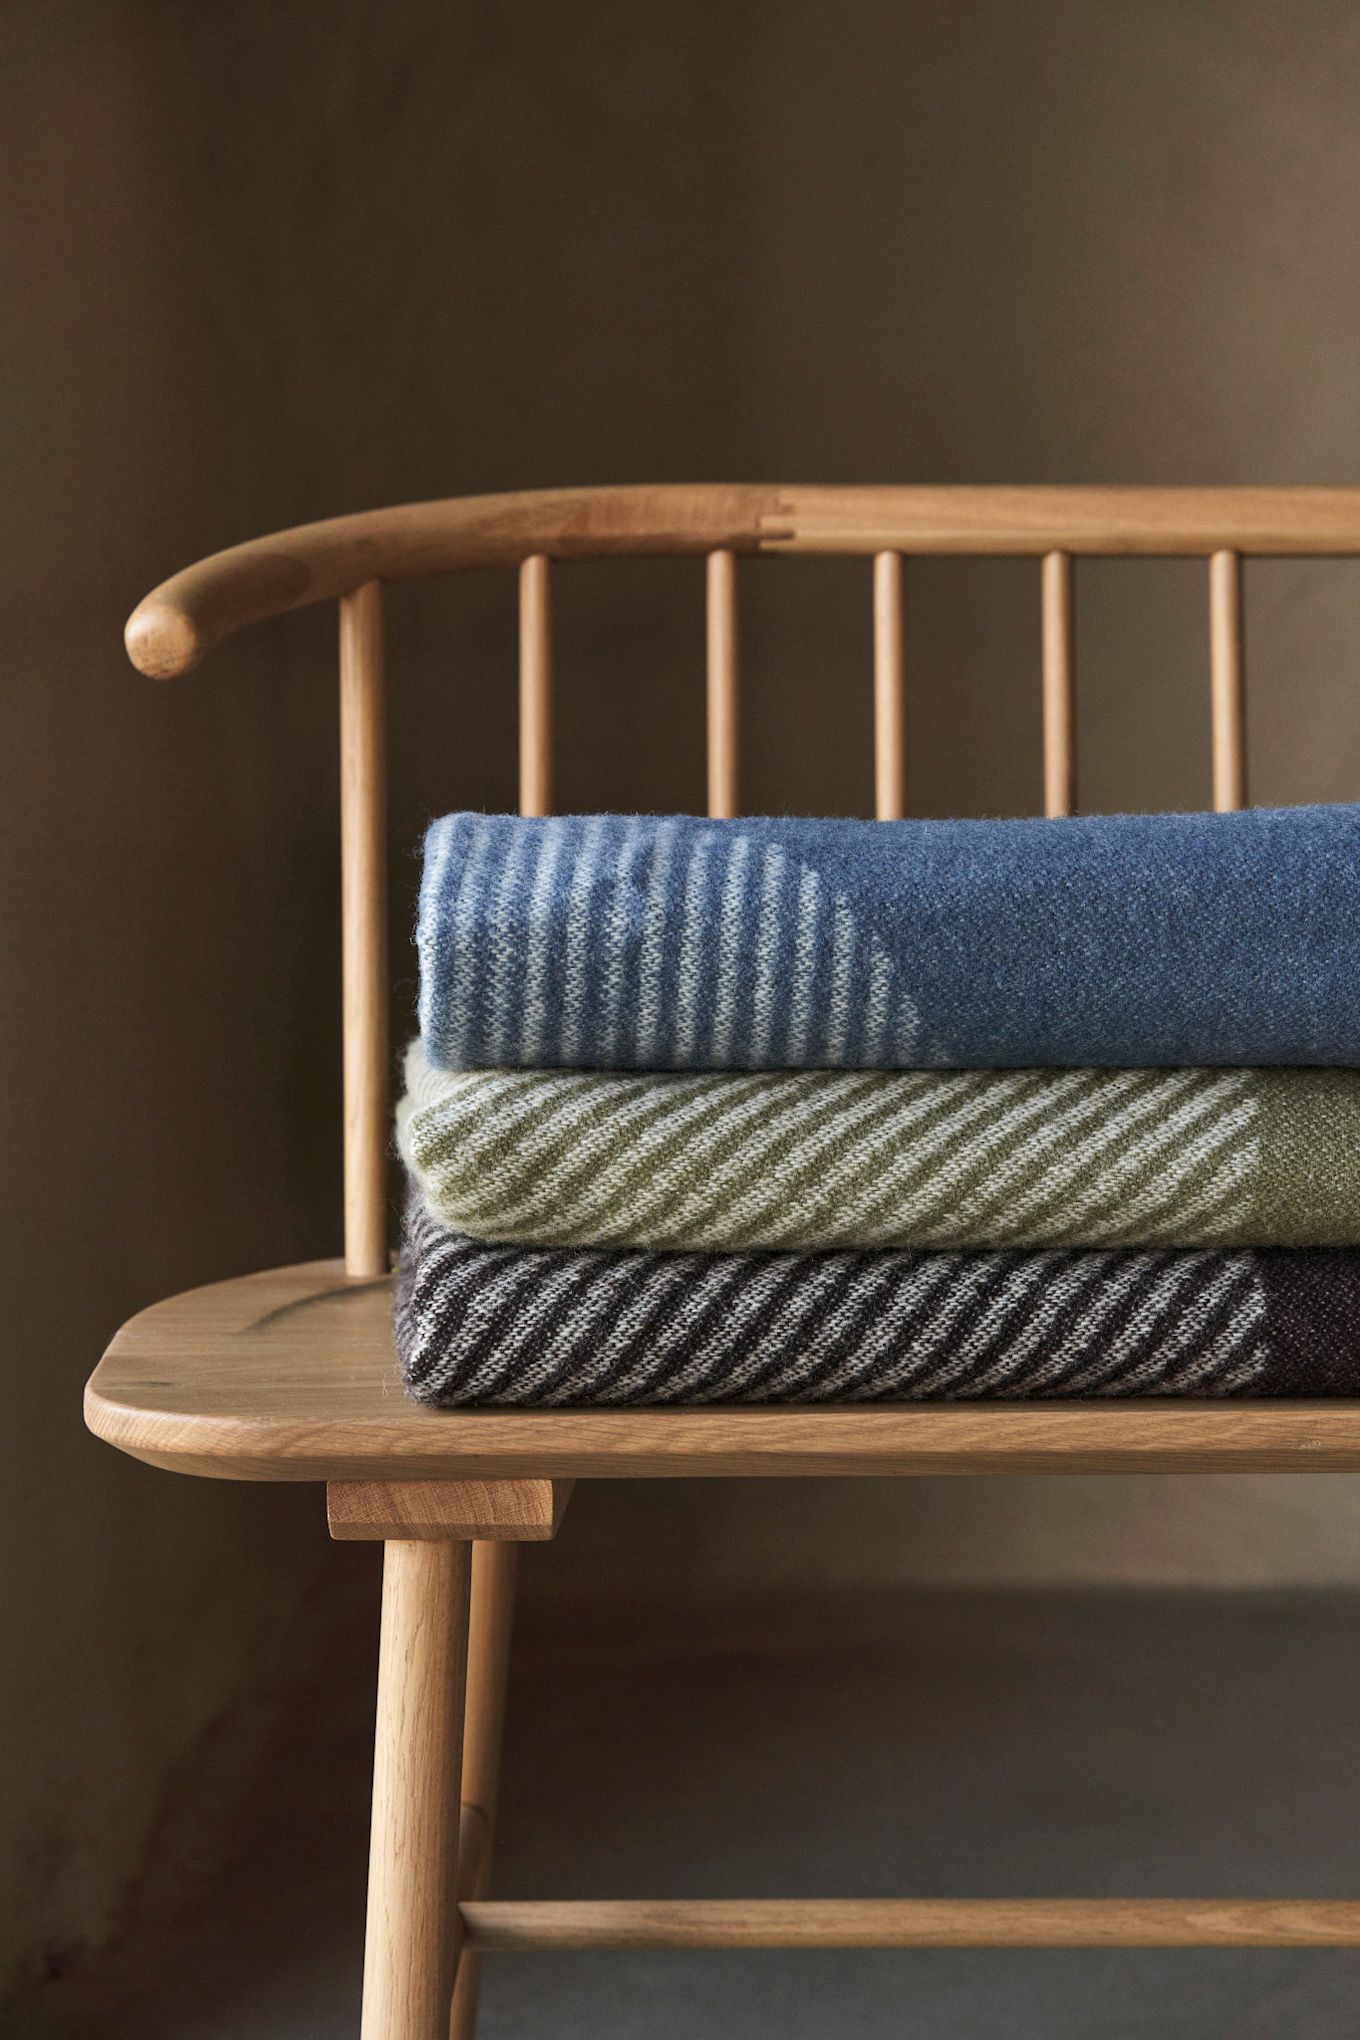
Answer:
[[417, 806, 1360, 1071]]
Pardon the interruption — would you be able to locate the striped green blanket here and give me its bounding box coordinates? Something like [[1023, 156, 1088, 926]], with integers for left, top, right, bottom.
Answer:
[[398, 1042, 1360, 1254]]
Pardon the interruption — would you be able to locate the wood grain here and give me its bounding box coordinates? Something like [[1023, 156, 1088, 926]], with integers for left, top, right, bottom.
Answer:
[[459, 1897, 1360, 1950], [872, 551, 906, 819], [124, 487, 1360, 679], [449, 1542, 520, 2040], [1209, 548, 1247, 811], [84, 1261, 1360, 1480], [705, 548, 740, 817], [1041, 550, 1076, 817], [518, 554, 553, 816], [108, 479, 1360, 2032], [361, 1539, 470, 2040], [327, 1478, 571, 1541], [338, 584, 389, 1280]]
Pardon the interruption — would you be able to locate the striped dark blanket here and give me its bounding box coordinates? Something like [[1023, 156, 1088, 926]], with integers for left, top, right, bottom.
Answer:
[[416, 807, 1360, 1072], [396, 1192, 1360, 1406]]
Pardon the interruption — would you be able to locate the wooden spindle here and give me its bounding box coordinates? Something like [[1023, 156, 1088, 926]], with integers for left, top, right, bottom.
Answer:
[[1041, 550, 1076, 818], [460, 1895, 1360, 1951], [338, 581, 389, 1280], [706, 549, 740, 817], [519, 554, 553, 816], [1209, 548, 1246, 811], [872, 551, 906, 819]]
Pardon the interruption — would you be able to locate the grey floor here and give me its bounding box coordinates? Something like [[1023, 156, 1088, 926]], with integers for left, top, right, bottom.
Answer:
[[28, 1586, 1360, 2037]]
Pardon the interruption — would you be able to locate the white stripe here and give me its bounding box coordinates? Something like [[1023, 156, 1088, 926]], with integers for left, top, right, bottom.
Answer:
[[564, 1075, 844, 1240], [411, 1069, 707, 1214], [1201, 1333, 1270, 1396], [747, 846, 789, 1068], [402, 1059, 1277, 1256], [784, 868, 823, 1064], [519, 1255, 652, 1389], [1122, 1139, 1256, 1243], [416, 813, 457, 1047], [1104, 1263, 1259, 1391], [862, 948, 892, 1066], [411, 1240, 518, 1365], [671, 832, 716, 1064], [518, 825, 566, 1062], [921, 1255, 1066, 1393], [486, 824, 536, 1059], [822, 900, 857, 1063], [970, 1073, 1253, 1237], [1176, 1293, 1270, 1390], [547, 1074, 867, 1243], [1036, 1256, 1205, 1394], [632, 817, 680, 1062], [444, 816, 496, 1063], [626, 1073, 895, 1243], [597, 816, 648, 1065], [710, 836, 755, 1066], [559, 817, 610, 1065], [678, 1254, 819, 1387], [476, 1075, 815, 1243]]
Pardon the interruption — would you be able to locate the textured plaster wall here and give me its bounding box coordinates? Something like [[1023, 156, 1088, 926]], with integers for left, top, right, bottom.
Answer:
[[4, 0, 1360, 1986]]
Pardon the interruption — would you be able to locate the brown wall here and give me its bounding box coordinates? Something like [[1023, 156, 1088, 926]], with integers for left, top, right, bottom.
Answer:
[[5, 0, 1360, 1984]]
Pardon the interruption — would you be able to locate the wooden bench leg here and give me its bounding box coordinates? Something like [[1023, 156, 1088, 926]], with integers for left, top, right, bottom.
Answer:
[[449, 1541, 520, 2040], [330, 1481, 572, 2037], [361, 1538, 471, 2040]]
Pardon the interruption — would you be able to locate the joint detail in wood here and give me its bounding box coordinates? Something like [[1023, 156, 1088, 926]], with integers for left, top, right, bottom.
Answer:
[[327, 1478, 573, 1543]]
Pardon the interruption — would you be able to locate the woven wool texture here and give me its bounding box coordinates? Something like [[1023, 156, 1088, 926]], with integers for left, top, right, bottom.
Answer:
[[397, 1041, 1360, 1254], [395, 1190, 1360, 1406], [417, 806, 1360, 1072]]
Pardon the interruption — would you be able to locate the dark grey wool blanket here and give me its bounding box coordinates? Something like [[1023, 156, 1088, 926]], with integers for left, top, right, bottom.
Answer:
[[396, 1191, 1360, 1407]]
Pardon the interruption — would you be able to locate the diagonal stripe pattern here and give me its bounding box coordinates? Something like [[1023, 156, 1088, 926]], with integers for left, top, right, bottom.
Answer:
[[406, 810, 1360, 1405], [419, 813, 925, 1069], [391, 1191, 1317, 1407], [416, 807, 1360, 1071], [394, 1042, 1360, 1253]]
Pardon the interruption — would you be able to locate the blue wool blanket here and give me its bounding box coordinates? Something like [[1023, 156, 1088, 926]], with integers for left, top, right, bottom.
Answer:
[[417, 806, 1360, 1071]]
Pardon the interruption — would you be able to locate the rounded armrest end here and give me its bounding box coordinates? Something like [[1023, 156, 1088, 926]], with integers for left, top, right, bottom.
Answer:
[[125, 599, 205, 680]]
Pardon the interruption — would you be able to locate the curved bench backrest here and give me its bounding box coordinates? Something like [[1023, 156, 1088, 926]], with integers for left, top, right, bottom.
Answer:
[[124, 483, 1360, 1277]]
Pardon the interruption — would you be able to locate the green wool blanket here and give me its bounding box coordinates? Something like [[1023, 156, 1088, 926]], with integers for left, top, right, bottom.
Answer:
[[397, 1042, 1360, 1254]]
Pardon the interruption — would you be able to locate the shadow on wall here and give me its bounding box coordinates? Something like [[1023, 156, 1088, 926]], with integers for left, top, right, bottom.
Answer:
[[5, 0, 1360, 1997]]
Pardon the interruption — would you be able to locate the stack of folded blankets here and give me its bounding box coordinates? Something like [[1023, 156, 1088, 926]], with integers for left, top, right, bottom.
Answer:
[[395, 807, 1360, 1406]]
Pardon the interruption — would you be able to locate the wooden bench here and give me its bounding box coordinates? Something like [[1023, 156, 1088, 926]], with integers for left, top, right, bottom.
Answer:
[[86, 485, 1360, 2038]]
